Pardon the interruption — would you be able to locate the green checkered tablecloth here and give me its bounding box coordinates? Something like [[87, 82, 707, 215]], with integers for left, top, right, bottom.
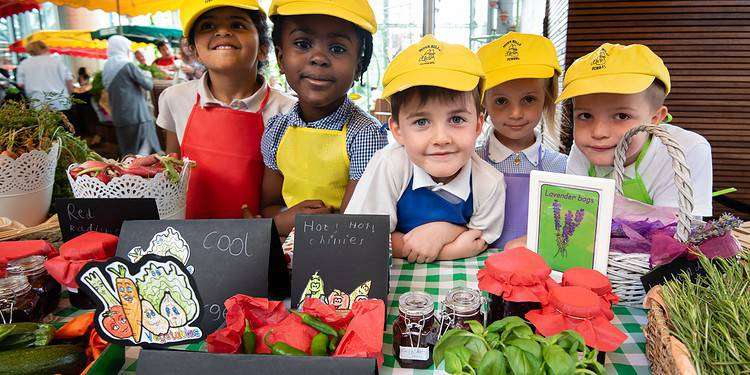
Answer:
[[47, 254, 651, 374]]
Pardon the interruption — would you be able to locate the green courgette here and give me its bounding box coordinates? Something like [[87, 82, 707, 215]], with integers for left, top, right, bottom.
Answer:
[[0, 345, 86, 375], [0, 323, 55, 350]]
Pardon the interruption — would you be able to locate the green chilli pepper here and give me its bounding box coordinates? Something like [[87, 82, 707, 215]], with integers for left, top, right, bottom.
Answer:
[[311, 332, 329, 356], [242, 319, 256, 354], [292, 311, 338, 337], [263, 331, 307, 356]]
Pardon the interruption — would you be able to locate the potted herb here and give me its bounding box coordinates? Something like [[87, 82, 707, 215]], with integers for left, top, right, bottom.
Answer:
[[433, 316, 606, 375], [0, 99, 99, 226]]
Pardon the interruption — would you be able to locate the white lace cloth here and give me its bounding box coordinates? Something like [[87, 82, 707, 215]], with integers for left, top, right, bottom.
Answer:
[[67, 159, 191, 219]]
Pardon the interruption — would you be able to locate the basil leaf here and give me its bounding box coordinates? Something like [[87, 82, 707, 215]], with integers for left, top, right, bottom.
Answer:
[[487, 316, 525, 334], [455, 346, 472, 364], [467, 320, 485, 336], [445, 350, 464, 374], [478, 349, 506, 375], [543, 344, 575, 375], [507, 337, 541, 359], [486, 331, 501, 349], [505, 346, 534, 375]]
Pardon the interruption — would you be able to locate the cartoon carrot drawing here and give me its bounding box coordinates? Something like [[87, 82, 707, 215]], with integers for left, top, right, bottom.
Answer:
[[108, 264, 143, 342]]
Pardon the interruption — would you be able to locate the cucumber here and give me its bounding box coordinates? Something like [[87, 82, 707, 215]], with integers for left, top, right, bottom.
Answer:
[[0, 323, 55, 350], [0, 345, 86, 375]]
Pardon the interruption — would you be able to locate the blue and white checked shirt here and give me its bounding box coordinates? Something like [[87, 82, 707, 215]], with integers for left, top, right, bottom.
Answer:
[[476, 130, 568, 175], [261, 98, 388, 180]]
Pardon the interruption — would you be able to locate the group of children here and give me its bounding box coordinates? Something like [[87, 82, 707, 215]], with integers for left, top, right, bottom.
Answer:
[[157, 0, 713, 264]]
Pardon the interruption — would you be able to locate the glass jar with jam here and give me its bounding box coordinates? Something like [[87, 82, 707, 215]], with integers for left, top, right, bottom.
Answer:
[[0, 275, 42, 323], [439, 287, 484, 335], [477, 247, 553, 324], [7, 255, 61, 316], [392, 291, 438, 369]]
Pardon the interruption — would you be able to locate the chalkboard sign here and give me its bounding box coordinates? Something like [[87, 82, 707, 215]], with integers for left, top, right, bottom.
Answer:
[[137, 350, 377, 375], [55, 198, 159, 241], [116, 219, 289, 333], [291, 214, 389, 313]]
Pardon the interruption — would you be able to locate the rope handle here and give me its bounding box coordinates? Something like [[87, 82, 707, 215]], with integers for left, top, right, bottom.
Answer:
[[612, 124, 694, 242]]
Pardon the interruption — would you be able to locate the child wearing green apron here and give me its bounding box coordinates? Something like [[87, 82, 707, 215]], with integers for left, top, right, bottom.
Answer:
[[562, 43, 713, 217]]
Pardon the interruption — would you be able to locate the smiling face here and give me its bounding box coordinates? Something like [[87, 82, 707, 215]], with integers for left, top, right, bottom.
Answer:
[[158, 43, 172, 58], [390, 88, 483, 183], [275, 15, 361, 121], [572, 90, 667, 167], [484, 78, 546, 148], [192, 7, 264, 75], [134, 50, 147, 65]]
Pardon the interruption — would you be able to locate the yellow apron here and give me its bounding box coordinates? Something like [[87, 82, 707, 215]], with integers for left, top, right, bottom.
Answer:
[[276, 121, 350, 210]]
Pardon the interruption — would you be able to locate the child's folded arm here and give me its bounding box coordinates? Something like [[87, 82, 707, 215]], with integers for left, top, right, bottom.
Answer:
[[401, 222, 467, 263], [438, 229, 487, 260]]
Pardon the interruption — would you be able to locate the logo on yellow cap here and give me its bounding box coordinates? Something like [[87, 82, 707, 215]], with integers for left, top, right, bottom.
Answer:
[[418, 44, 441, 65], [503, 39, 521, 62], [591, 49, 609, 71]]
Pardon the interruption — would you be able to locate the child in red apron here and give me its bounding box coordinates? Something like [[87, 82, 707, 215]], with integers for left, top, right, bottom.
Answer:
[[476, 32, 568, 250], [260, 0, 388, 236], [157, 0, 295, 219]]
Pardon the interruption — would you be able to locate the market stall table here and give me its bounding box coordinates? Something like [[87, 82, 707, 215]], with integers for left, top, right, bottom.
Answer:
[[44, 252, 650, 374]]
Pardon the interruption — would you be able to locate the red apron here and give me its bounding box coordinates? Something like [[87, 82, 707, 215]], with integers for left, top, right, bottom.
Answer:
[[180, 86, 270, 219]]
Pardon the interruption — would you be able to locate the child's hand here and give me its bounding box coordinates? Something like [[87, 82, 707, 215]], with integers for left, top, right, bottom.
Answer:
[[402, 222, 465, 263], [504, 235, 527, 251], [440, 229, 487, 260], [274, 200, 333, 234]]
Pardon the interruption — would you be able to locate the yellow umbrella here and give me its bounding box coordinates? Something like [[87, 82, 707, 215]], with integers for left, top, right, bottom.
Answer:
[[12, 30, 152, 59], [42, 0, 177, 17]]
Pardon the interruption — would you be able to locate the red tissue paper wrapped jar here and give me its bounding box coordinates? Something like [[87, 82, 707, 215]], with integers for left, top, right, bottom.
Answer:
[[560, 267, 618, 321], [0, 240, 58, 277], [206, 295, 386, 365], [478, 247, 556, 323], [525, 286, 627, 352]]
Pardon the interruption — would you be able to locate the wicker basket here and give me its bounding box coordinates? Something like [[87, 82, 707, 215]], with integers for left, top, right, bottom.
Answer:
[[606, 124, 696, 306], [643, 286, 698, 375], [0, 214, 62, 247]]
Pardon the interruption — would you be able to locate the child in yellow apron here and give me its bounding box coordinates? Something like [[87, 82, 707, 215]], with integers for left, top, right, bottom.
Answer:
[[260, 0, 388, 235]]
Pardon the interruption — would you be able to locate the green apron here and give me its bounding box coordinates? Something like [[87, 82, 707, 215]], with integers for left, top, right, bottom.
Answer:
[[588, 137, 654, 205]]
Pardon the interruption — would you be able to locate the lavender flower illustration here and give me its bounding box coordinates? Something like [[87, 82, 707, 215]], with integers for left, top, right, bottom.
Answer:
[[552, 200, 585, 258]]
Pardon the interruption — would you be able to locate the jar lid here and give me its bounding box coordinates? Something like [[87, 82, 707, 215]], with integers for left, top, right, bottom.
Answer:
[[561, 267, 612, 296], [549, 286, 601, 319], [7, 255, 47, 277], [484, 247, 551, 281], [444, 287, 482, 314], [399, 291, 434, 316], [0, 275, 32, 298]]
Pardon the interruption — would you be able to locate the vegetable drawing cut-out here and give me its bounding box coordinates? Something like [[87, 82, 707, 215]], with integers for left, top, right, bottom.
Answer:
[[298, 271, 371, 312], [128, 227, 194, 273], [77, 255, 204, 347]]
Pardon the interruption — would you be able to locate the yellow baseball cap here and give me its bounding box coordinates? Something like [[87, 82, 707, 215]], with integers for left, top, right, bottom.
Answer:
[[477, 32, 561, 93], [381, 34, 484, 99], [557, 43, 670, 102], [268, 0, 377, 34], [180, 0, 263, 36]]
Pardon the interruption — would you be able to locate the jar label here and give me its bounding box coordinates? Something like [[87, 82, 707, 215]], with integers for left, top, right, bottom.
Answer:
[[399, 346, 429, 361]]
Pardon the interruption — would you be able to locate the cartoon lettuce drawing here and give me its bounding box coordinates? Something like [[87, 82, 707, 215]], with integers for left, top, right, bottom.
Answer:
[[128, 227, 193, 273], [135, 262, 198, 326]]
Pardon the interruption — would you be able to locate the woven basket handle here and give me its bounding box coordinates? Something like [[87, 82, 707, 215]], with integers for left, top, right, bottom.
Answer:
[[612, 124, 694, 242]]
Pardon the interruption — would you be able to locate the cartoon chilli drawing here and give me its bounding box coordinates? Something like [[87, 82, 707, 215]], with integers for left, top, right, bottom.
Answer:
[[298, 271, 372, 311], [109, 264, 143, 342]]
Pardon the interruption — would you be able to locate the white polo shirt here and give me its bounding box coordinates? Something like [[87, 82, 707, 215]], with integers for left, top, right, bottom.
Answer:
[[566, 123, 713, 217], [16, 54, 73, 111], [157, 74, 296, 144], [345, 143, 506, 244]]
